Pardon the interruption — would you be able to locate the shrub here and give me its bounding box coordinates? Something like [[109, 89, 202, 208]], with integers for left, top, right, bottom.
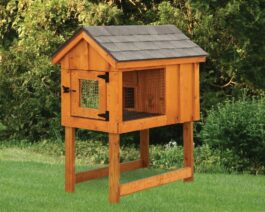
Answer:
[[201, 97, 265, 174], [1, 139, 227, 173], [0, 0, 122, 141]]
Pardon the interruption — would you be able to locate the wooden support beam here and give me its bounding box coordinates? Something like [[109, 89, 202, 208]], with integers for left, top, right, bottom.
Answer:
[[65, 127, 75, 192], [140, 129, 149, 167], [75, 159, 143, 183], [183, 122, 194, 182], [120, 167, 192, 196], [109, 133, 120, 203]]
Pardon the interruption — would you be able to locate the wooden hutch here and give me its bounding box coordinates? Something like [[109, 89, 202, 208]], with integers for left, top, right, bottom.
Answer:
[[51, 25, 207, 203]]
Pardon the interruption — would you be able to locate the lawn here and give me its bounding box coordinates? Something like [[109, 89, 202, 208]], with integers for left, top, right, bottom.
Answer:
[[0, 148, 265, 212]]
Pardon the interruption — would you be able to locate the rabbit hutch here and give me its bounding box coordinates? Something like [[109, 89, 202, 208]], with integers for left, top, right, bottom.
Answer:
[[51, 25, 207, 203]]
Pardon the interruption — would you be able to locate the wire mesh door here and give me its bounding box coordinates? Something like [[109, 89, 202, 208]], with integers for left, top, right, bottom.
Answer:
[[70, 70, 107, 120]]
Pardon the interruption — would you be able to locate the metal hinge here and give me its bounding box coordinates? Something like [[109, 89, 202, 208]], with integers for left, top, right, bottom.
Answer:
[[98, 111, 109, 121], [62, 86, 76, 93], [97, 72, 109, 83]]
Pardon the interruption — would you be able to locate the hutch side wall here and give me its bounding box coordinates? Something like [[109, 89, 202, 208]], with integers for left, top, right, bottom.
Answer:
[[165, 63, 200, 124], [119, 63, 200, 133]]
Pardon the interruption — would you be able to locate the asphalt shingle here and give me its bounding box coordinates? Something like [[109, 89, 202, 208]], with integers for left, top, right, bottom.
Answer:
[[55, 25, 207, 62]]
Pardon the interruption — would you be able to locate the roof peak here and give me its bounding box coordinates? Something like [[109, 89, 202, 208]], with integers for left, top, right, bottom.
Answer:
[[52, 25, 207, 63]]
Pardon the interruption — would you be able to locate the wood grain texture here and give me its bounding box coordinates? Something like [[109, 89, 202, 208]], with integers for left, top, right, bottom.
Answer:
[[107, 71, 123, 132], [179, 63, 193, 122], [65, 127, 75, 192], [62, 115, 111, 132], [68, 39, 89, 70], [193, 63, 200, 120], [116, 57, 206, 69], [137, 69, 165, 114], [60, 55, 70, 69], [120, 167, 192, 196], [109, 133, 120, 203], [140, 129, 149, 167], [61, 69, 71, 120], [119, 115, 167, 133], [52, 32, 84, 64], [88, 45, 109, 71], [76, 160, 143, 183], [165, 65, 179, 123], [52, 32, 116, 67], [82, 32, 116, 67], [183, 122, 194, 182]]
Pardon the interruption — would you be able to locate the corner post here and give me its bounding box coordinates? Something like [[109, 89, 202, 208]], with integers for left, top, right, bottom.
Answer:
[[140, 129, 149, 167], [65, 127, 75, 192], [183, 122, 194, 182], [109, 133, 120, 203]]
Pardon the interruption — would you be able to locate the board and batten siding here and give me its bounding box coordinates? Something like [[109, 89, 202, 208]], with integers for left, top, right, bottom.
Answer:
[[60, 39, 109, 71], [165, 63, 200, 124]]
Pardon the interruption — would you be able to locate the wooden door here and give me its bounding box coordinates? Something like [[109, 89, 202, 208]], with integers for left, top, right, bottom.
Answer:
[[70, 70, 108, 120]]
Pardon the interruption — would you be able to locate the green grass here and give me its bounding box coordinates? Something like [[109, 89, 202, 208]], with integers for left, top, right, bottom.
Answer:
[[1, 148, 265, 212]]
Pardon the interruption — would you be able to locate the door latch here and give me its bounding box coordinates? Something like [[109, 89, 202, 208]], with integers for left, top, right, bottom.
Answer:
[[62, 86, 76, 93]]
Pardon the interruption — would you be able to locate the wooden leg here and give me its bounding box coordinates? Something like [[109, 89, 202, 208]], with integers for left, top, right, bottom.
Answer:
[[109, 133, 120, 203], [65, 127, 75, 192], [183, 122, 194, 182], [140, 129, 149, 167]]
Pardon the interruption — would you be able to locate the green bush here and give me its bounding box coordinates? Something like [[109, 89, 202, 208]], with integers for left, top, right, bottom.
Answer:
[[201, 97, 265, 174], [0, 0, 122, 141], [1, 139, 229, 173]]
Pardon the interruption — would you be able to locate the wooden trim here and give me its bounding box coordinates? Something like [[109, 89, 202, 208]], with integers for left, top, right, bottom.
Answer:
[[65, 127, 75, 192], [165, 65, 179, 123], [52, 31, 116, 67], [62, 116, 112, 132], [109, 133, 120, 203], [193, 63, 200, 120], [118, 66, 165, 72], [140, 129, 149, 167], [107, 71, 123, 132], [52, 33, 84, 64], [120, 167, 192, 196], [183, 122, 194, 182], [119, 115, 167, 133], [82, 32, 116, 67], [75, 160, 143, 183], [116, 57, 206, 70]]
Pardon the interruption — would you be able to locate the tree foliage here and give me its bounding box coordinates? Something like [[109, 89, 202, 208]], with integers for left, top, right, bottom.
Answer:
[[0, 0, 264, 140]]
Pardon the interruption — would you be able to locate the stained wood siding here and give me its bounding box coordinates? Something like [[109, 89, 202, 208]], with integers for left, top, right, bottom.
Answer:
[[165, 63, 200, 124], [60, 39, 109, 71]]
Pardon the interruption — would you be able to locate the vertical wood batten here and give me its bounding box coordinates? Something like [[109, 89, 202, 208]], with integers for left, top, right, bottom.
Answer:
[[65, 127, 75, 192], [183, 122, 194, 182], [193, 63, 200, 120], [140, 129, 149, 167], [61, 69, 71, 125], [165, 65, 179, 123], [108, 70, 122, 133], [109, 133, 120, 203]]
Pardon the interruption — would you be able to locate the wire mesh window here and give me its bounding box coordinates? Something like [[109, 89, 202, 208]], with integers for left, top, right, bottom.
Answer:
[[124, 87, 135, 109], [80, 79, 99, 109]]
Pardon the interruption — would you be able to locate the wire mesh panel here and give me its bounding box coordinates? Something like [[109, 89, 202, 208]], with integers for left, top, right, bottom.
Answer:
[[122, 69, 165, 121], [124, 87, 135, 109], [80, 79, 99, 109]]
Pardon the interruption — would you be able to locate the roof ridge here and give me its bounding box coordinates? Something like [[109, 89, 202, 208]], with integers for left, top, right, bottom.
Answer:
[[109, 46, 202, 53], [93, 33, 184, 37], [100, 39, 189, 44]]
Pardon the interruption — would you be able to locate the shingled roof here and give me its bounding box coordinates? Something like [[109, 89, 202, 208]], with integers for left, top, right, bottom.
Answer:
[[54, 25, 207, 62]]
